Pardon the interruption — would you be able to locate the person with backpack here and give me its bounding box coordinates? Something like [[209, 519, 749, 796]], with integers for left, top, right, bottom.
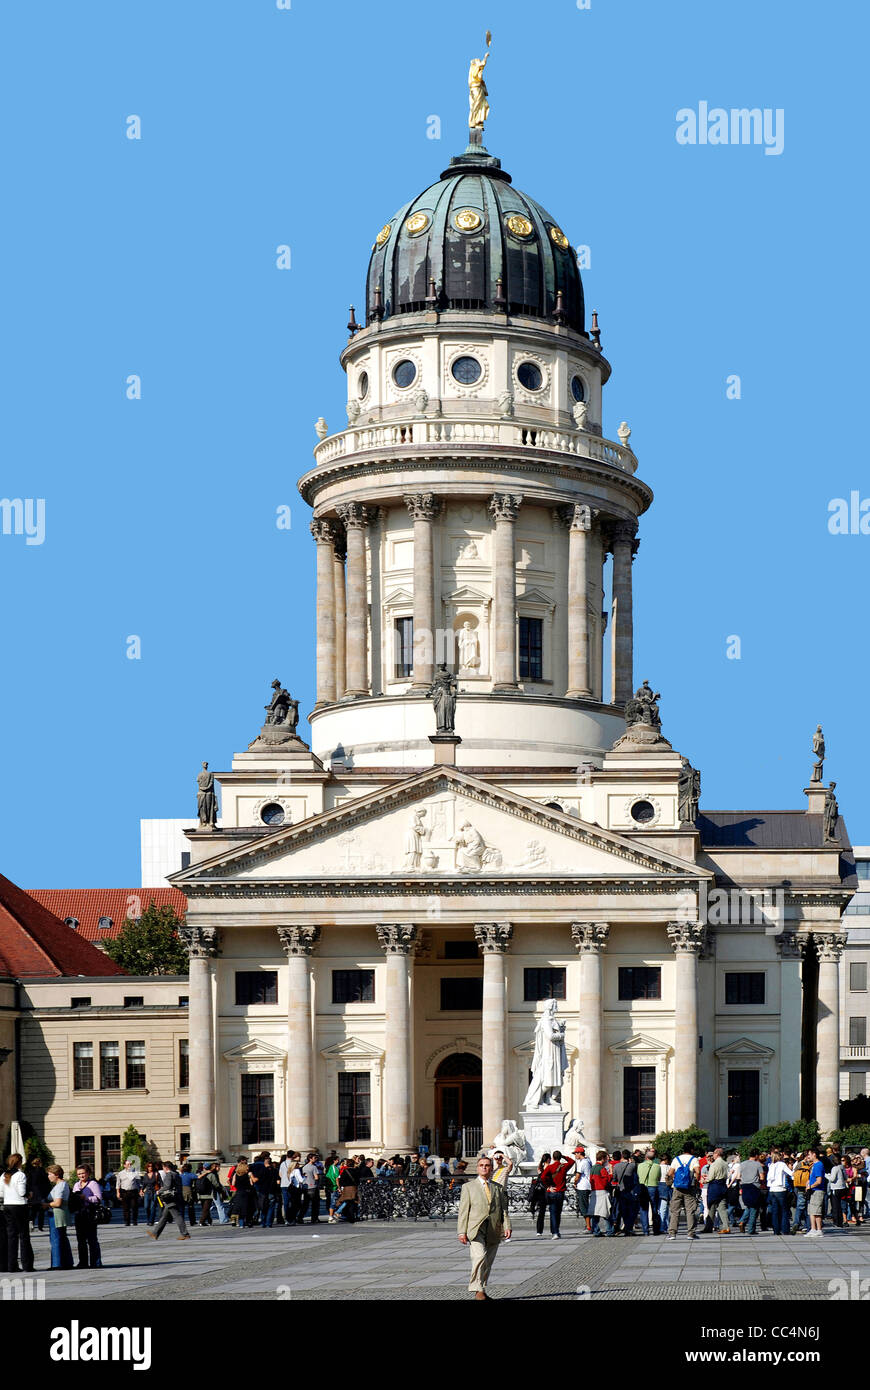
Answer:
[[147, 1161, 190, 1241], [609, 1149, 639, 1237], [667, 1142, 701, 1239], [735, 1149, 765, 1234], [790, 1153, 811, 1233], [702, 1147, 730, 1234], [196, 1163, 226, 1225], [636, 1149, 661, 1235]]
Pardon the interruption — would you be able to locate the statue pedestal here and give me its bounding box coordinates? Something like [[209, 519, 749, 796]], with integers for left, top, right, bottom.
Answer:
[[429, 734, 461, 767], [519, 1108, 568, 1170]]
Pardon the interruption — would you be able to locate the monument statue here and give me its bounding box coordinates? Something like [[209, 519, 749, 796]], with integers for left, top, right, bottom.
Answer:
[[823, 781, 840, 843], [811, 724, 825, 784], [457, 621, 480, 670], [678, 757, 701, 824], [563, 1117, 586, 1152], [468, 32, 491, 130], [490, 1119, 527, 1170], [264, 679, 298, 731], [248, 678, 308, 751], [625, 679, 661, 731], [522, 998, 567, 1108], [196, 761, 217, 829], [426, 663, 458, 733]]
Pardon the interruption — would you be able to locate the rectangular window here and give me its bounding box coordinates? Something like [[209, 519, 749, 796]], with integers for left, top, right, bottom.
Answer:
[[518, 616, 543, 681], [856, 860, 870, 880], [241, 1074, 274, 1144], [849, 1017, 867, 1046], [180, 1133, 190, 1152], [179, 1104, 189, 1118], [73, 1041, 94, 1091], [338, 1072, 371, 1142], [523, 968, 567, 1001], [618, 967, 662, 1001], [101, 1135, 121, 1175], [100, 1041, 120, 1090], [74, 1136, 95, 1171], [179, 1039, 190, 1089], [180, 852, 191, 871], [70, 997, 91, 1009], [178, 996, 189, 1007], [123, 996, 144, 1009], [394, 617, 414, 679], [235, 971, 278, 1006], [850, 962, 868, 992], [725, 972, 766, 1005], [125, 1040, 146, 1089], [849, 1072, 867, 1100], [332, 969, 375, 1004], [727, 1069, 760, 1135], [440, 977, 484, 1011], [623, 1066, 656, 1134], [443, 941, 478, 959]]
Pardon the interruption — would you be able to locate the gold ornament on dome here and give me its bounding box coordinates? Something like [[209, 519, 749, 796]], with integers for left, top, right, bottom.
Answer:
[[405, 211, 430, 235], [506, 213, 533, 238], [549, 224, 570, 250], [454, 208, 483, 232], [375, 223, 393, 248]]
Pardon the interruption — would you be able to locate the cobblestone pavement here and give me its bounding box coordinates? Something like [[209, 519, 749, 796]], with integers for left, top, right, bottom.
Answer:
[[21, 1216, 870, 1301]]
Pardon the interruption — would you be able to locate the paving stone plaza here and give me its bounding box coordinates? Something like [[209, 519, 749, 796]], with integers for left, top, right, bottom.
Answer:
[[23, 1216, 870, 1302]]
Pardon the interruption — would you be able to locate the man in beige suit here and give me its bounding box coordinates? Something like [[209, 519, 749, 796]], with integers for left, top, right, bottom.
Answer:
[[457, 1154, 511, 1299]]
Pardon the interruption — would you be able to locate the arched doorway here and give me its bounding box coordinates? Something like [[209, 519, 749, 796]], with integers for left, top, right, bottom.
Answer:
[[434, 1052, 482, 1155]]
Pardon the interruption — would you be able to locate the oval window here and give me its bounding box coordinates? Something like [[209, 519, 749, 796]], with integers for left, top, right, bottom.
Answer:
[[260, 803, 286, 826], [393, 359, 417, 389], [451, 356, 482, 386], [358, 371, 369, 399], [630, 799, 656, 824], [571, 374, 586, 403], [517, 361, 543, 391]]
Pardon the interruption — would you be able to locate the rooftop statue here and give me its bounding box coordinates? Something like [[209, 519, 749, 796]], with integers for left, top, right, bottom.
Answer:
[[196, 761, 217, 830], [625, 679, 662, 731], [468, 32, 492, 130], [811, 723, 825, 784], [427, 663, 458, 734]]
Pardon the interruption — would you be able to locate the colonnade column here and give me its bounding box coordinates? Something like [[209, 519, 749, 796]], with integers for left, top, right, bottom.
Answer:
[[337, 501, 369, 697], [609, 520, 637, 706], [667, 921, 705, 1128], [404, 495, 441, 691], [571, 921, 609, 1144], [180, 925, 221, 1156], [310, 519, 336, 706], [489, 493, 523, 690], [278, 926, 321, 1151], [376, 924, 417, 1149], [815, 931, 846, 1137], [332, 527, 347, 700], [566, 503, 592, 699], [776, 931, 808, 1121], [474, 923, 513, 1144]]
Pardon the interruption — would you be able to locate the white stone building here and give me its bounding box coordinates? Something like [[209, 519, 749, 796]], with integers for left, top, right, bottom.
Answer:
[[169, 120, 855, 1160], [841, 846, 870, 1105]]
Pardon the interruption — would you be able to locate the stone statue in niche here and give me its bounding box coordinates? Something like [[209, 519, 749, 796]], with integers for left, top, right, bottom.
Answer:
[[522, 998, 567, 1109], [457, 621, 480, 670], [196, 762, 217, 829], [456, 537, 480, 561]]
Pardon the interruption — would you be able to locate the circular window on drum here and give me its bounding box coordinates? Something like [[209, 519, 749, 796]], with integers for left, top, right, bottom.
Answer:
[[451, 356, 482, 386], [517, 360, 543, 392], [358, 370, 369, 399], [630, 799, 656, 825], [260, 802, 286, 826], [393, 359, 417, 389], [571, 374, 586, 403]]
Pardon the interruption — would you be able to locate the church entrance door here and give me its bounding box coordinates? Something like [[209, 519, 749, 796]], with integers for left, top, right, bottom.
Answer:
[[434, 1052, 482, 1156]]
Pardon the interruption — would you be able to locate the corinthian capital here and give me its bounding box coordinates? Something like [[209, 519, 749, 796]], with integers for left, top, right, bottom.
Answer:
[[666, 920, 706, 954], [336, 502, 369, 530], [179, 925, 221, 960], [277, 925, 321, 958], [474, 922, 513, 955], [611, 520, 637, 547], [774, 930, 809, 960], [310, 518, 335, 545], [403, 493, 442, 522], [489, 493, 523, 523], [376, 923, 418, 955], [814, 931, 847, 964], [571, 921, 610, 954]]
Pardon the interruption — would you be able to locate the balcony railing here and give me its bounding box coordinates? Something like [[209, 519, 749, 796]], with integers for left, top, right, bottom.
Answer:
[[842, 1044, 869, 1058], [312, 417, 638, 475]]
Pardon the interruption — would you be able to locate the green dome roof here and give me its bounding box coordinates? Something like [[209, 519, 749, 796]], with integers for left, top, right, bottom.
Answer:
[[366, 146, 586, 335]]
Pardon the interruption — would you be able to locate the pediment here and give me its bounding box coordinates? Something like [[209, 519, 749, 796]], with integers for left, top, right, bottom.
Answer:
[[609, 1033, 673, 1057], [320, 1037, 385, 1060], [383, 586, 414, 607], [222, 1038, 287, 1062], [714, 1037, 775, 1061], [443, 584, 490, 603], [174, 766, 708, 887]]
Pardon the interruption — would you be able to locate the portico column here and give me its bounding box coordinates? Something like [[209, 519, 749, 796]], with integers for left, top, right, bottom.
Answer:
[[404, 494, 441, 690], [776, 931, 808, 1121], [310, 519, 336, 706], [667, 921, 705, 1127], [376, 925, 417, 1149], [474, 923, 513, 1144], [609, 521, 637, 706], [571, 921, 609, 1143], [278, 926, 321, 1150], [337, 502, 369, 697], [179, 925, 221, 1156], [489, 493, 523, 690], [566, 504, 593, 698], [815, 931, 846, 1137], [332, 527, 347, 699]]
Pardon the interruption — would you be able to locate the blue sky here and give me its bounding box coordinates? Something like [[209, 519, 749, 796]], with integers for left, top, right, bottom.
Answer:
[[2, 0, 867, 886]]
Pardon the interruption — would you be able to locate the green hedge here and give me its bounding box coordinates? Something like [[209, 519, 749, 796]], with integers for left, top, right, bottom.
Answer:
[[737, 1120, 821, 1160], [828, 1124, 870, 1150], [651, 1124, 712, 1158]]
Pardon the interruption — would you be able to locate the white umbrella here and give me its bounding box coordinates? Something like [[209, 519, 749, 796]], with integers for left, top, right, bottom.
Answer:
[[9, 1119, 26, 1159]]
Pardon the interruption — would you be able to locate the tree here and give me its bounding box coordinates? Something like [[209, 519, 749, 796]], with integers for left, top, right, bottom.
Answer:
[[121, 1124, 151, 1167], [738, 1119, 821, 1160], [103, 900, 189, 976], [838, 1094, 870, 1128], [21, 1122, 54, 1167], [651, 1124, 711, 1157], [828, 1124, 870, 1150]]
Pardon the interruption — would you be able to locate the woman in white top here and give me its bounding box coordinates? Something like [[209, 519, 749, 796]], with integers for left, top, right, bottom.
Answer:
[[2, 1153, 34, 1273], [765, 1151, 794, 1235]]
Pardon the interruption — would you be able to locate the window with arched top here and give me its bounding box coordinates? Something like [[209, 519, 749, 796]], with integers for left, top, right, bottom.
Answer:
[[435, 1052, 482, 1078]]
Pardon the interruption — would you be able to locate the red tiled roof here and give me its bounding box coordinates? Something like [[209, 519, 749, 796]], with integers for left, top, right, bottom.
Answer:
[[26, 888, 187, 943], [0, 874, 128, 978]]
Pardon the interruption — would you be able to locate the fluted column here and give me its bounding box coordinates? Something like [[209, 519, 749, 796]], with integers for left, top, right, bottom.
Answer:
[[474, 923, 513, 1143], [815, 931, 846, 1137], [278, 926, 321, 1150], [609, 521, 637, 706], [179, 925, 221, 1156], [376, 925, 417, 1149], [404, 495, 441, 690], [489, 493, 522, 690], [337, 502, 369, 696], [332, 527, 347, 699], [776, 931, 808, 1120], [571, 921, 609, 1143], [566, 504, 593, 698], [310, 519, 336, 706], [667, 921, 705, 1127]]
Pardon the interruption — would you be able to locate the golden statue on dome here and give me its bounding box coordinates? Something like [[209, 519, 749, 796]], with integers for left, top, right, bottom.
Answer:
[[468, 31, 492, 130]]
